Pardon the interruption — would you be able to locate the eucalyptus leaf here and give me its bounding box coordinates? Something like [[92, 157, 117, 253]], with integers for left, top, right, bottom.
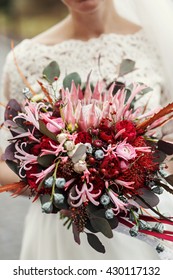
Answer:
[[3, 143, 16, 161], [71, 144, 87, 163], [72, 223, 81, 245], [38, 154, 56, 168], [86, 232, 105, 253], [63, 72, 81, 90], [165, 175, 173, 186], [4, 99, 22, 121], [134, 188, 159, 208], [39, 120, 57, 142], [93, 209, 119, 229], [5, 160, 19, 177], [43, 61, 60, 83], [89, 215, 113, 238], [158, 140, 173, 155], [118, 59, 135, 77]]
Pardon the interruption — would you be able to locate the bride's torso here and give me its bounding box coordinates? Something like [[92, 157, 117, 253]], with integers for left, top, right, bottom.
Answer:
[[2, 30, 173, 260]]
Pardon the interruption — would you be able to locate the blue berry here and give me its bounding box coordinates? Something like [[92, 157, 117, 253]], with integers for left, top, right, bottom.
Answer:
[[105, 208, 114, 219], [94, 149, 104, 160], [100, 194, 110, 206]]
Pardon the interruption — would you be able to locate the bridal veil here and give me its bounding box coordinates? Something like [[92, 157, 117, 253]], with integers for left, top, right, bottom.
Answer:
[[114, 0, 173, 101]]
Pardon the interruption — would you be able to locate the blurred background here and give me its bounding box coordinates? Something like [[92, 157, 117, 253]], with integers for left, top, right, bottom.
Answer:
[[0, 0, 68, 260]]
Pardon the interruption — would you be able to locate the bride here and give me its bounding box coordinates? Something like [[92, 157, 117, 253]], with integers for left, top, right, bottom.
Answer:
[[0, 0, 173, 259]]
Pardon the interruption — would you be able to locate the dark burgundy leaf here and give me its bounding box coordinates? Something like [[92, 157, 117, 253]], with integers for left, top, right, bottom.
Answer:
[[134, 188, 159, 208], [89, 215, 113, 238], [158, 140, 173, 155], [86, 232, 105, 253], [4, 99, 22, 121], [38, 154, 56, 168], [3, 143, 16, 161], [165, 175, 173, 186], [72, 223, 81, 245], [5, 160, 19, 177]]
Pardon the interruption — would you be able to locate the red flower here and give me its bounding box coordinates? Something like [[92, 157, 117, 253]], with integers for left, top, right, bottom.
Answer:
[[26, 164, 40, 191], [115, 120, 136, 142], [99, 125, 114, 143], [30, 136, 57, 156], [90, 176, 105, 194], [100, 155, 120, 179], [75, 131, 92, 144]]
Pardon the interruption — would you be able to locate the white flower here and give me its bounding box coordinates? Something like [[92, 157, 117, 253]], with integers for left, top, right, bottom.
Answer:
[[57, 133, 68, 143], [64, 140, 75, 151], [73, 160, 87, 173]]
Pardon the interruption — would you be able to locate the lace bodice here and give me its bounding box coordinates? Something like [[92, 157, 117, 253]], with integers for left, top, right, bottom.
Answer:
[[1, 30, 164, 108]]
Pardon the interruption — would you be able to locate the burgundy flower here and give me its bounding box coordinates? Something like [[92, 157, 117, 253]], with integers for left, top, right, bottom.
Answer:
[[115, 120, 136, 142], [100, 155, 120, 179], [30, 136, 57, 156], [75, 131, 92, 144]]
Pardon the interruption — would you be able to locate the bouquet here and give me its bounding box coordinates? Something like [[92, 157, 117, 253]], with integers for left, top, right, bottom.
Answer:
[[1, 60, 173, 253]]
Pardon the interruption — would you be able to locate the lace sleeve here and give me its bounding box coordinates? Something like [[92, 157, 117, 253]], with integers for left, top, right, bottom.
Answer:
[[0, 52, 14, 153]]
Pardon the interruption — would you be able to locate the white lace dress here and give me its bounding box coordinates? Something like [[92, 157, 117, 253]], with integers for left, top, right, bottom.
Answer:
[[1, 30, 173, 259]]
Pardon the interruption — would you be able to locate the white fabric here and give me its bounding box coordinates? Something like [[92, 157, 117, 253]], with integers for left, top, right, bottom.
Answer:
[[1, 31, 173, 259], [115, 0, 173, 101]]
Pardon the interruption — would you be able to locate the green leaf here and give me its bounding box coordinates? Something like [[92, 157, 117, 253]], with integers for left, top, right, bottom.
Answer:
[[43, 61, 60, 83], [118, 59, 135, 77], [86, 232, 105, 253], [63, 72, 81, 90], [39, 120, 57, 142], [89, 215, 113, 238], [38, 154, 56, 168]]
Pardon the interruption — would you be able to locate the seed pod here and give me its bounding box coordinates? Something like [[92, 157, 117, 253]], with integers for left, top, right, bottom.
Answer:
[[156, 243, 164, 253], [105, 208, 114, 219], [55, 178, 66, 188], [129, 225, 139, 237], [94, 149, 104, 160], [100, 194, 110, 206], [153, 223, 164, 233], [44, 176, 54, 188], [41, 202, 53, 214], [54, 193, 65, 205]]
